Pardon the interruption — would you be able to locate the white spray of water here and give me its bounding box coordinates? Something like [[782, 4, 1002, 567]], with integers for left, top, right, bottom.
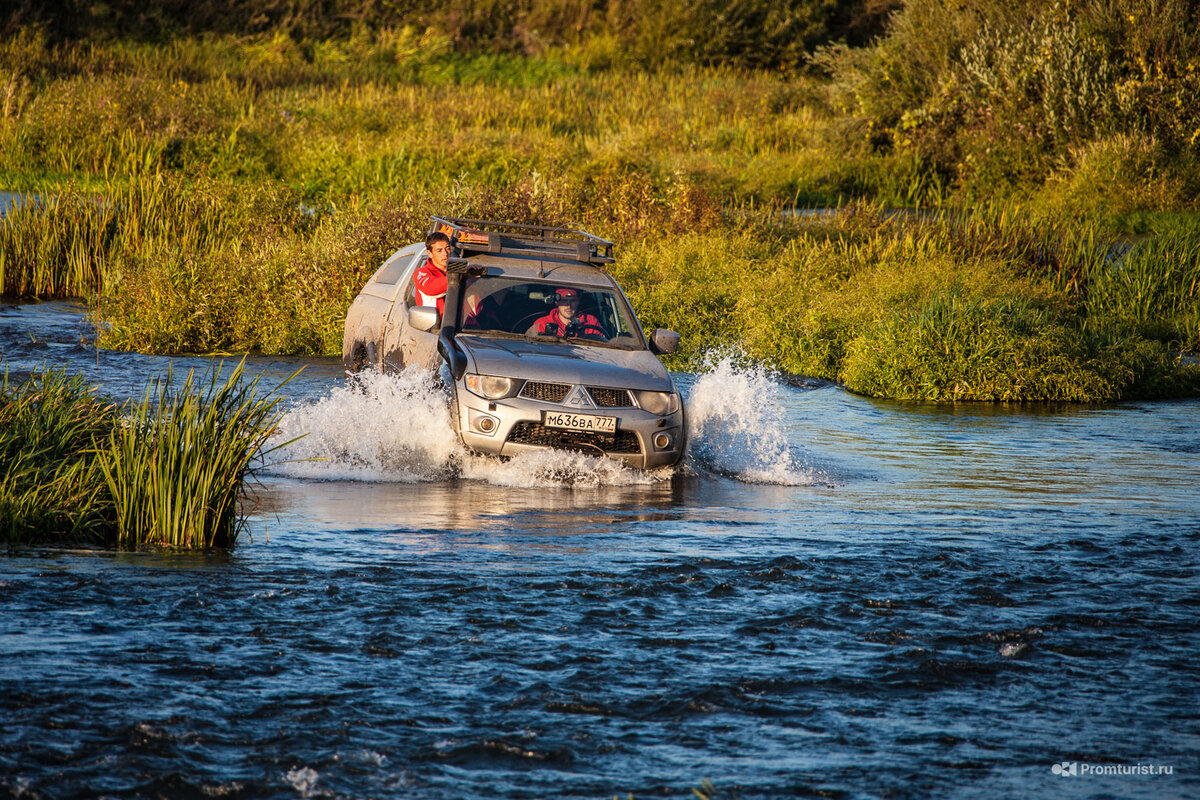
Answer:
[[684, 354, 816, 485], [268, 355, 817, 487], [270, 367, 458, 482], [267, 368, 663, 488], [283, 767, 319, 798]]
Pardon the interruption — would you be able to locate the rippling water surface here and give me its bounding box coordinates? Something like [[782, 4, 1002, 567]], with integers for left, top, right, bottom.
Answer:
[[2, 302, 1198, 799]]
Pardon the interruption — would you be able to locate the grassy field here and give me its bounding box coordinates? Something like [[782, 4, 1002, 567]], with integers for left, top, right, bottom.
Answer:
[[2, 1, 1199, 402]]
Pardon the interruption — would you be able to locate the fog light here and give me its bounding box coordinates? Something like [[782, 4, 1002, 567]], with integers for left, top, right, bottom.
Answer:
[[653, 432, 673, 450], [470, 412, 499, 438]]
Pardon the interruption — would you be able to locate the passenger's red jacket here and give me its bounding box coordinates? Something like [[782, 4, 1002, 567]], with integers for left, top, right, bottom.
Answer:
[[414, 262, 447, 314]]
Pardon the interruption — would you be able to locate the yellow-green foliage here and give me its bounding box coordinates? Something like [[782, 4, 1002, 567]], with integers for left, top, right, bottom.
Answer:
[[0, 177, 239, 297], [2, 24, 1199, 402], [819, 0, 1200, 202], [1085, 220, 1200, 350], [839, 297, 1194, 402], [0, 32, 850, 206], [618, 205, 1200, 400]]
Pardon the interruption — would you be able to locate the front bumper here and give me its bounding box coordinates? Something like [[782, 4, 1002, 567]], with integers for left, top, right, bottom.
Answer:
[[455, 388, 685, 469]]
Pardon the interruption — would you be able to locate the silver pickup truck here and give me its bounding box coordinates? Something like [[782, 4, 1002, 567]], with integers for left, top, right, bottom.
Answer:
[[343, 217, 685, 468]]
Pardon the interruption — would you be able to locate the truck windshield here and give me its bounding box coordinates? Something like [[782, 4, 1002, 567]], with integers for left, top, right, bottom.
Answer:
[[457, 277, 646, 349]]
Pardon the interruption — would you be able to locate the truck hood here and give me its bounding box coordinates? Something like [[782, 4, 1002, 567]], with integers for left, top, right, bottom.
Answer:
[[455, 335, 675, 392]]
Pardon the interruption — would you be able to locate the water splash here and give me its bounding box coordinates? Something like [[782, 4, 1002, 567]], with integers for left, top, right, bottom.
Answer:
[[267, 369, 663, 488], [283, 767, 319, 798], [269, 367, 459, 482], [684, 354, 817, 485], [267, 356, 818, 487]]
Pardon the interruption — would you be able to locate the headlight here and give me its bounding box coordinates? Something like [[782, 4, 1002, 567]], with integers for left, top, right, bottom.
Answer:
[[465, 374, 518, 399], [634, 390, 678, 415]]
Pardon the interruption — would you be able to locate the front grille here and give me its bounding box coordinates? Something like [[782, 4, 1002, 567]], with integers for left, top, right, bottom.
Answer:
[[507, 422, 641, 454], [520, 381, 571, 403], [587, 387, 633, 407]]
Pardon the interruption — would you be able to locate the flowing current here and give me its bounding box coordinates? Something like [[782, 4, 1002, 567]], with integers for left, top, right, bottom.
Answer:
[[1, 301, 1198, 800]]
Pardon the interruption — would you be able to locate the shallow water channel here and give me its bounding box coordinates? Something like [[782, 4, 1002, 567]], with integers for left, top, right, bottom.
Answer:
[[2, 301, 1198, 799]]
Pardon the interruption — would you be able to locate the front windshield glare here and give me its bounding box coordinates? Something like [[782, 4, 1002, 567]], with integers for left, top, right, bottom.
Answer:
[[458, 277, 645, 349]]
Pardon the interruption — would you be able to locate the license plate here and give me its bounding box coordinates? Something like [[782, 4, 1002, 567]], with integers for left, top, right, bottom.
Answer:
[[542, 411, 617, 433]]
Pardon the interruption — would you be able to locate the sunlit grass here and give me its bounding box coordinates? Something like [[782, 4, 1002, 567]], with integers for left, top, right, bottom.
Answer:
[[617, 203, 1200, 401], [97, 359, 295, 548], [2, 30, 1197, 401]]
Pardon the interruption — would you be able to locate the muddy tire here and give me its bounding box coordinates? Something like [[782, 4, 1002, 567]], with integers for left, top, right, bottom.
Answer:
[[346, 339, 377, 373]]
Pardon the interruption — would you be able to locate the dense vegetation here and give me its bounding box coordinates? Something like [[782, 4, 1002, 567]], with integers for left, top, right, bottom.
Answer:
[[0, 362, 289, 548], [1, 0, 1198, 404]]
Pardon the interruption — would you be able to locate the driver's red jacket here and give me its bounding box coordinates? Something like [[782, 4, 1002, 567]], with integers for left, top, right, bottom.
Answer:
[[532, 310, 605, 338]]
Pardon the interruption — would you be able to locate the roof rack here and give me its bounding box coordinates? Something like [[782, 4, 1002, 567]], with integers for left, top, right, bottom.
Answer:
[[430, 217, 615, 267]]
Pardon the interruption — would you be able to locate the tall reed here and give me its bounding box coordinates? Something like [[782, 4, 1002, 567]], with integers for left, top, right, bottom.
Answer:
[[0, 176, 242, 298], [0, 367, 117, 543], [95, 359, 296, 548]]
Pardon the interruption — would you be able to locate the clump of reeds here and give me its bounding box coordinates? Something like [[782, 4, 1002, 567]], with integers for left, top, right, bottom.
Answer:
[[96, 360, 294, 549], [0, 368, 117, 544], [0, 176, 242, 299], [1, 362, 291, 549]]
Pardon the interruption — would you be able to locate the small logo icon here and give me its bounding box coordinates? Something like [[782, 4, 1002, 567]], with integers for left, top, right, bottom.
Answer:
[[1052, 762, 1078, 777], [563, 387, 594, 408]]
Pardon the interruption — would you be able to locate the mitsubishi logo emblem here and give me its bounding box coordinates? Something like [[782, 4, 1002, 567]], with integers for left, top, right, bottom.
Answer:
[[563, 386, 594, 408]]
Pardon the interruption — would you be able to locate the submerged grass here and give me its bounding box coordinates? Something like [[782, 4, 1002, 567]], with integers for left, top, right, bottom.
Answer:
[[0, 362, 290, 549]]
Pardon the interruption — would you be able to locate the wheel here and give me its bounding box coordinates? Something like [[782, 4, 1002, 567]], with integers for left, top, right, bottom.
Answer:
[[346, 339, 378, 373]]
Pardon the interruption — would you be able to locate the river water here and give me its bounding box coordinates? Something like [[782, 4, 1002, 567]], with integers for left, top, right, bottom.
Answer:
[[1, 301, 1197, 799]]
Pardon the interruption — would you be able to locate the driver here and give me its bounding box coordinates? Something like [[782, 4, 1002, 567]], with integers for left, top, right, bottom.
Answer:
[[529, 287, 606, 339]]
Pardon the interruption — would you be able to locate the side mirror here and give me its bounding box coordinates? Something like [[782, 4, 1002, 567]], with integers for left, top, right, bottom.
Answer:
[[649, 328, 680, 355], [408, 305, 439, 332]]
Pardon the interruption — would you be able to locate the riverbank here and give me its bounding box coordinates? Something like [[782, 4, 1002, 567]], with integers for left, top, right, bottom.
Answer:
[[2, 9, 1198, 401]]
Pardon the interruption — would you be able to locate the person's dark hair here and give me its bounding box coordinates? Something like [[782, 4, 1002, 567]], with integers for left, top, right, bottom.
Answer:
[[425, 231, 451, 250]]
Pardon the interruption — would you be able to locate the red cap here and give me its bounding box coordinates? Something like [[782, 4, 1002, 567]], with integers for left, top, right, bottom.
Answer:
[[555, 288, 580, 300]]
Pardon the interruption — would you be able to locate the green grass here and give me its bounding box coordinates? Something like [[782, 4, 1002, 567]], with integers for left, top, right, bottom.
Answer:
[[0, 362, 291, 549], [616, 204, 1200, 401], [97, 359, 294, 548], [2, 23, 1198, 402], [0, 368, 117, 544]]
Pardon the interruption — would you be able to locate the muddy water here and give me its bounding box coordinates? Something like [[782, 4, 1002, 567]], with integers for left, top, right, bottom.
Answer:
[[1, 301, 1198, 799]]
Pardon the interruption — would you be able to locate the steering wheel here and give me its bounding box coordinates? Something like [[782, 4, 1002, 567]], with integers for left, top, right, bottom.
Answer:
[[514, 311, 549, 334]]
